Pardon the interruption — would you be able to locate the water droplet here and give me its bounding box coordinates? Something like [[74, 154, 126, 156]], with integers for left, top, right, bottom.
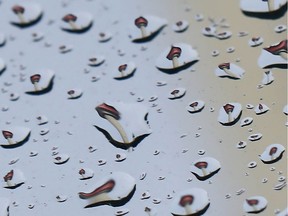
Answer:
[[139, 172, 147, 180], [152, 198, 161, 204], [56, 195, 67, 202], [278, 176, 285, 182], [141, 191, 151, 200], [248, 133, 262, 141], [197, 149, 205, 155], [115, 153, 126, 162], [247, 161, 257, 168]]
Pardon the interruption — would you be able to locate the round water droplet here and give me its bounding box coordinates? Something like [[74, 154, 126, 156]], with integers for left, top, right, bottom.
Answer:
[[153, 150, 160, 155], [211, 50, 220, 57], [148, 96, 158, 102], [114, 208, 129, 216], [29, 151, 38, 157], [248, 133, 262, 141], [225, 194, 231, 199], [115, 153, 126, 162], [248, 161, 257, 168], [28, 203, 34, 209], [226, 46, 235, 53], [139, 172, 146, 180], [197, 149, 205, 155], [237, 141, 247, 149], [137, 97, 144, 102], [246, 104, 254, 109], [278, 176, 285, 182], [39, 128, 49, 136], [97, 159, 106, 166], [56, 195, 67, 202], [152, 198, 161, 204], [141, 191, 151, 200]]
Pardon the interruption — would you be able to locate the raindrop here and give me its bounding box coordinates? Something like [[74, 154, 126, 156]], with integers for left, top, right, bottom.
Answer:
[[238, 31, 248, 37], [9, 92, 20, 101], [137, 97, 144, 102], [194, 13, 204, 21], [248, 37, 264, 47], [168, 88, 186, 99], [240, 117, 253, 127], [243, 196, 267, 214], [274, 24, 286, 33], [115, 208, 129, 216], [278, 176, 285, 182], [152, 198, 161, 204], [59, 45, 73, 53], [248, 133, 262, 141], [8, 158, 19, 165], [61, 12, 93, 33], [10, 3, 43, 27], [39, 128, 49, 136], [246, 104, 254, 109], [156, 81, 167, 86], [28, 203, 35, 209], [53, 154, 70, 164], [115, 153, 126, 162], [261, 178, 268, 183], [79, 168, 94, 180], [141, 191, 151, 200], [211, 50, 220, 57], [31, 31, 44, 42], [225, 194, 231, 199], [98, 32, 112, 42], [236, 188, 246, 195], [97, 159, 106, 166], [153, 150, 160, 155], [226, 46, 235, 53], [247, 161, 257, 168], [29, 151, 38, 157], [172, 20, 189, 33], [139, 172, 147, 180], [148, 96, 158, 102], [56, 195, 67, 202], [67, 89, 83, 99]]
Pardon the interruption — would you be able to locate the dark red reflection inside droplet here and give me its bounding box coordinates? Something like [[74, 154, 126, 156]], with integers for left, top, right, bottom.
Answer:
[[179, 195, 194, 207]]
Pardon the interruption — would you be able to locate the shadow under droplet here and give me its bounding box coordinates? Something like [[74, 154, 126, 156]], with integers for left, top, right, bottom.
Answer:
[[157, 60, 199, 74], [217, 75, 241, 80], [191, 168, 221, 181], [94, 125, 150, 150], [114, 69, 136, 80], [219, 111, 242, 126], [241, 3, 287, 19], [261, 152, 284, 164], [62, 22, 93, 34], [25, 78, 54, 95], [0, 67, 6, 76], [11, 14, 43, 28], [172, 203, 210, 216], [262, 63, 288, 69], [83, 185, 136, 208], [4, 182, 25, 189], [1, 132, 30, 149], [169, 92, 186, 100], [255, 110, 269, 115], [247, 206, 267, 214], [187, 106, 205, 114], [132, 25, 166, 43]]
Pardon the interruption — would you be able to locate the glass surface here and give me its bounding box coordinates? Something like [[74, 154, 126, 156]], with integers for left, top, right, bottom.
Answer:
[[0, 0, 287, 215]]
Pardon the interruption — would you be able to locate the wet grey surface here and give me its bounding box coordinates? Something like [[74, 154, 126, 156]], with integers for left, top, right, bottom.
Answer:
[[0, 0, 287, 215]]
